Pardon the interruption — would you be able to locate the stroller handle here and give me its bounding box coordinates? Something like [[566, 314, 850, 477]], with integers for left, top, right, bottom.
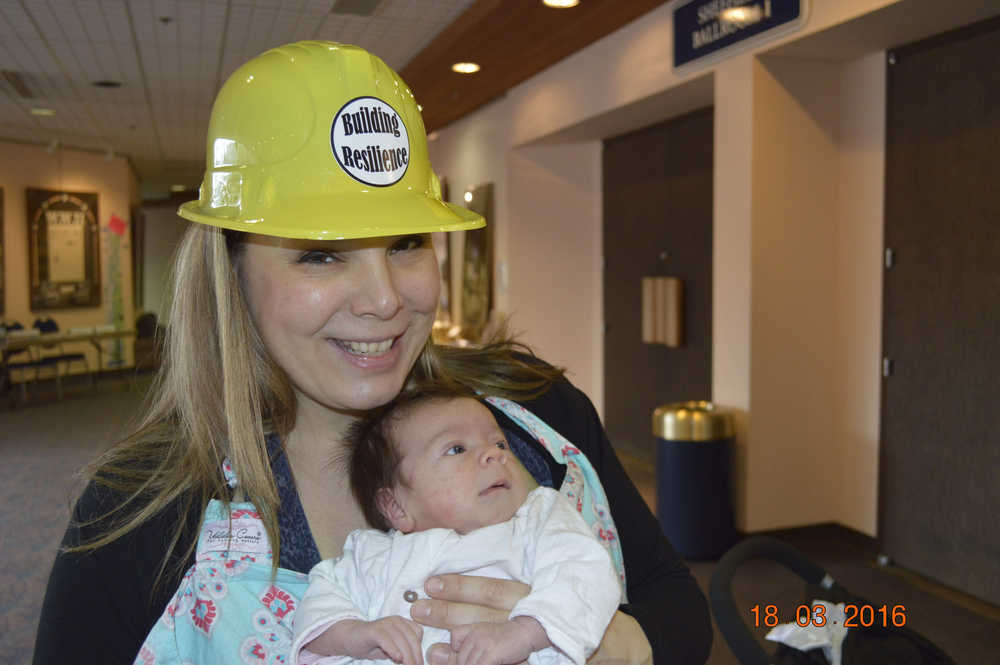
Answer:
[[709, 536, 841, 665]]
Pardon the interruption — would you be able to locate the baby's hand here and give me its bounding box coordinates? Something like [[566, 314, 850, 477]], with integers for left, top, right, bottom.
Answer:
[[450, 617, 550, 665], [351, 617, 424, 665], [307, 617, 424, 665]]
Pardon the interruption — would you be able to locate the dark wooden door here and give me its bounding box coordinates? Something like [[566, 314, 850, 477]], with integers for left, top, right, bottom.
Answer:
[[603, 108, 713, 461], [880, 18, 1000, 605]]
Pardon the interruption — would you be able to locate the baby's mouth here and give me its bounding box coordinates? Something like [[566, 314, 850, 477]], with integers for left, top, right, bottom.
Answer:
[[480, 480, 510, 496]]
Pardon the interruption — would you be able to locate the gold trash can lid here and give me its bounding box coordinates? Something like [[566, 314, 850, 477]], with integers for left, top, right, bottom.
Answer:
[[653, 401, 733, 441]]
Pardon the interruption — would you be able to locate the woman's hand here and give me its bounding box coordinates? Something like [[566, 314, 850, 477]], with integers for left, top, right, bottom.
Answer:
[[410, 574, 530, 665], [409, 575, 652, 665]]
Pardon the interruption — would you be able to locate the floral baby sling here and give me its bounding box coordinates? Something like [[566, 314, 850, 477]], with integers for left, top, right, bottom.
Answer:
[[133, 398, 627, 665]]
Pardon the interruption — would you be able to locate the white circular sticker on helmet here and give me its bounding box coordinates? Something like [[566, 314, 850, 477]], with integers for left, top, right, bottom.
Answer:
[[331, 96, 410, 187]]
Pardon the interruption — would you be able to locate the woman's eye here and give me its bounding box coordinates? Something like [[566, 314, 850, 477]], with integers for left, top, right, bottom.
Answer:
[[390, 235, 426, 253], [445, 445, 466, 456], [495, 441, 508, 450], [297, 250, 340, 264]]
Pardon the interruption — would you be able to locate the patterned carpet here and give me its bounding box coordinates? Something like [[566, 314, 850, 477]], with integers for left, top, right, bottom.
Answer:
[[2, 376, 996, 665], [0, 375, 150, 665]]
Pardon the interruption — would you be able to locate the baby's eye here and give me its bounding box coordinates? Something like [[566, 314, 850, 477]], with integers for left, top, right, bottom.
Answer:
[[445, 445, 466, 456], [495, 441, 508, 450]]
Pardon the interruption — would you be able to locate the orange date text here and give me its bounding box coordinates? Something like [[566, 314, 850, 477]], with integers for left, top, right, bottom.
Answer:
[[750, 604, 907, 628]]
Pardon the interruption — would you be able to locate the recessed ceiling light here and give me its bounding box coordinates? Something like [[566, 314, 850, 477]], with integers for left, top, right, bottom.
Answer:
[[464, 191, 473, 203], [93, 80, 122, 88], [543, 0, 579, 7], [30, 107, 55, 116], [451, 62, 480, 74], [170, 184, 186, 192]]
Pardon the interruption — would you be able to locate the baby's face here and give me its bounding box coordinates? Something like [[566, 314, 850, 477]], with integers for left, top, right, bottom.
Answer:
[[388, 397, 537, 534]]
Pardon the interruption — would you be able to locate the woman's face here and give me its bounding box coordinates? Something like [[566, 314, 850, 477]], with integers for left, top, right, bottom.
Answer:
[[240, 232, 439, 414]]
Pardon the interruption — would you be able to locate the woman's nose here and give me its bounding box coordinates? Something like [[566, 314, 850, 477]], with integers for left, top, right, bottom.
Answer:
[[350, 255, 403, 319]]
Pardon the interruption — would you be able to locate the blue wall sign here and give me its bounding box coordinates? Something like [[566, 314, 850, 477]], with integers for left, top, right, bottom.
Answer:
[[674, 0, 806, 69]]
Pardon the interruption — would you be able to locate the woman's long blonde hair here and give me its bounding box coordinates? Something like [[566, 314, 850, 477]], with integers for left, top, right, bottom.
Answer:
[[72, 224, 563, 585]]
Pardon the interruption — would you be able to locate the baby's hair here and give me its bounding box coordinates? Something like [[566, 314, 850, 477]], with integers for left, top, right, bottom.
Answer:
[[346, 382, 480, 531]]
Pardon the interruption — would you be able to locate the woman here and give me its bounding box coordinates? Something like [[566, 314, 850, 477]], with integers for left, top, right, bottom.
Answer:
[[33, 42, 711, 665]]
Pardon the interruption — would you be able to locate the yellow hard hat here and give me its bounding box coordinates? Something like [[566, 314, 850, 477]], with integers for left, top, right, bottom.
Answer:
[[178, 41, 484, 240]]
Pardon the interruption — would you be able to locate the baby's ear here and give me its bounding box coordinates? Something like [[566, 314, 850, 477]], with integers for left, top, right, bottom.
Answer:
[[375, 487, 415, 533]]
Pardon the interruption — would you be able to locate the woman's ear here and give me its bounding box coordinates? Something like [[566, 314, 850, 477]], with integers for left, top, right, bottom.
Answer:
[[376, 487, 415, 533]]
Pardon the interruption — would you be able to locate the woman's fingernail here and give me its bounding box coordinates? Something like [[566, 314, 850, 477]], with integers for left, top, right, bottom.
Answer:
[[412, 601, 430, 618], [426, 577, 443, 593]]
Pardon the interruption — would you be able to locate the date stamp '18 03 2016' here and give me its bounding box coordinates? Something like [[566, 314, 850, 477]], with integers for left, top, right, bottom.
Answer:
[[751, 604, 908, 628]]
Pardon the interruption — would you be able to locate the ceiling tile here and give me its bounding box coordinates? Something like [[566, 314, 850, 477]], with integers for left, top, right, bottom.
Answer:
[[0, 0, 660, 187]]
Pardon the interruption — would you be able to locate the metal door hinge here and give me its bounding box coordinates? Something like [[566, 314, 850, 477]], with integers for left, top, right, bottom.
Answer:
[[882, 357, 893, 378], [884, 248, 895, 269]]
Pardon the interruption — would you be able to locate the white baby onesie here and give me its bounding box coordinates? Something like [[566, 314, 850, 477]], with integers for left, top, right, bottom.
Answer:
[[291, 487, 620, 665]]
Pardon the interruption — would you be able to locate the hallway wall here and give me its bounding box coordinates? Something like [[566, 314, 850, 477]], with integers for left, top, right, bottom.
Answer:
[[428, 0, 924, 535], [0, 142, 137, 369]]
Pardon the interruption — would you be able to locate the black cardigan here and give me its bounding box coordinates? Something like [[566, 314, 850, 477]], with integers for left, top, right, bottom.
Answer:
[[33, 378, 711, 665]]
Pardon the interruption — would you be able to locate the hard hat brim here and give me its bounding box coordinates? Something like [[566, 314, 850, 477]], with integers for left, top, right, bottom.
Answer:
[[177, 194, 485, 240]]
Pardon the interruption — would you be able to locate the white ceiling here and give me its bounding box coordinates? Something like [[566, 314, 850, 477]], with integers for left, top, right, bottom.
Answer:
[[0, 0, 477, 192]]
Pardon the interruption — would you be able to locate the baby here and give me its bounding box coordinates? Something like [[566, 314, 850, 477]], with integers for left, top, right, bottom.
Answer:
[[290, 387, 621, 665]]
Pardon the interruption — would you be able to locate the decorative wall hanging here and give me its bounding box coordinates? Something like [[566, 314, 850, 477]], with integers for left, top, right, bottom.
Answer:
[[0, 187, 5, 314], [26, 188, 101, 309], [458, 182, 494, 341], [434, 176, 453, 325], [104, 212, 128, 367]]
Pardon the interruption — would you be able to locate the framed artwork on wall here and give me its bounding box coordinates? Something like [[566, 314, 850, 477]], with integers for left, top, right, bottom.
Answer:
[[458, 182, 494, 341], [0, 187, 4, 315], [433, 176, 453, 325], [26, 188, 101, 310]]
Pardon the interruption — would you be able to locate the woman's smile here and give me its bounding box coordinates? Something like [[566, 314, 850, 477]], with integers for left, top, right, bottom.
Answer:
[[326, 333, 405, 371], [332, 336, 398, 357]]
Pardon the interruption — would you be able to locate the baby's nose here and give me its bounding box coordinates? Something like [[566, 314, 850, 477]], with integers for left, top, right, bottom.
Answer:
[[482, 447, 507, 464]]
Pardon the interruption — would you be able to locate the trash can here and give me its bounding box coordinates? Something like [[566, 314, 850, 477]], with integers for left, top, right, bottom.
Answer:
[[654, 401, 737, 559]]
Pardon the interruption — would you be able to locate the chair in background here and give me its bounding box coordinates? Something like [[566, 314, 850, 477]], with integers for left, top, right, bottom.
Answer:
[[2, 321, 59, 403], [33, 318, 93, 396]]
